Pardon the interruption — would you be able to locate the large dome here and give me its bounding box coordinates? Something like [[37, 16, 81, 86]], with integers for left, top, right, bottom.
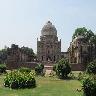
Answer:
[[41, 21, 57, 36]]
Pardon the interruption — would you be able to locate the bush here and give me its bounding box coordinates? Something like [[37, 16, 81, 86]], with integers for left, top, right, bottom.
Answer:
[[54, 58, 71, 79], [77, 72, 84, 81], [53, 64, 56, 72], [4, 70, 36, 89], [87, 60, 96, 74], [82, 75, 96, 96], [68, 72, 75, 79], [35, 64, 44, 75], [18, 67, 31, 73], [0, 64, 6, 74]]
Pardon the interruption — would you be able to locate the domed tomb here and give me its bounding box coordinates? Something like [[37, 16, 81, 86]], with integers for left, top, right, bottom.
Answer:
[[41, 21, 57, 36], [37, 21, 61, 63]]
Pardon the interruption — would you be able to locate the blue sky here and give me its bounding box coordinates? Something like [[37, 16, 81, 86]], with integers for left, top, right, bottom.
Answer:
[[0, 0, 96, 53]]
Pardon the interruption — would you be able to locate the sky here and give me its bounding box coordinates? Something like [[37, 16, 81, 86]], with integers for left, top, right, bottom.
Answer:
[[0, 0, 96, 53]]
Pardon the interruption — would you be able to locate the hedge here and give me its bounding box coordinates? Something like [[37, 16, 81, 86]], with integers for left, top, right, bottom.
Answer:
[[4, 70, 36, 89]]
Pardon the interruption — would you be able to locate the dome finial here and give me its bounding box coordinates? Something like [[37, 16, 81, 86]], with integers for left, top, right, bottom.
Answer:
[[47, 21, 52, 25], [48, 21, 51, 23]]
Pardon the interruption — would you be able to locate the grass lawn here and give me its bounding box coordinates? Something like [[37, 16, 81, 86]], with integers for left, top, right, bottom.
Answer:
[[0, 74, 83, 96]]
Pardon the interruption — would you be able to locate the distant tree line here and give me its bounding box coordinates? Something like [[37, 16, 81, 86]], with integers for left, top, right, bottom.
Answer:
[[0, 44, 36, 64]]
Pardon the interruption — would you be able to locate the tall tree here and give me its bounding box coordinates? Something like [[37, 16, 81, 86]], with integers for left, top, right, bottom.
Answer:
[[21, 46, 36, 61], [72, 27, 94, 42]]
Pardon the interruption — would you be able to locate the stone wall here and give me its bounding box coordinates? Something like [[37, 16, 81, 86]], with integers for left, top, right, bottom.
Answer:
[[6, 62, 38, 70], [71, 63, 86, 71]]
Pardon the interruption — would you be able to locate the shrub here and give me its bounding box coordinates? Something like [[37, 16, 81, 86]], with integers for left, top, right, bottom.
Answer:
[[35, 64, 44, 75], [0, 64, 6, 74], [77, 72, 84, 81], [4, 70, 36, 89], [53, 64, 56, 72], [18, 67, 31, 73], [68, 72, 75, 79], [87, 60, 96, 74], [82, 75, 96, 96], [54, 58, 71, 79]]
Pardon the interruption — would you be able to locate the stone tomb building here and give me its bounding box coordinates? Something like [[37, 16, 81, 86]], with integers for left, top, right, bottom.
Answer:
[[68, 35, 96, 70], [37, 21, 96, 70], [7, 44, 37, 69], [7, 21, 96, 71], [37, 21, 61, 63]]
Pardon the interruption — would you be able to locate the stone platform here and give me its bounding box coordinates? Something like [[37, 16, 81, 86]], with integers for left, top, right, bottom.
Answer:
[[44, 65, 53, 70]]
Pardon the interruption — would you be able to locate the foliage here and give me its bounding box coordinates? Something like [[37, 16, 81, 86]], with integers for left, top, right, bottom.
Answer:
[[72, 27, 96, 44], [0, 64, 6, 74], [35, 64, 44, 75], [21, 46, 36, 61], [82, 75, 96, 96], [77, 72, 84, 81], [0, 48, 7, 64], [54, 58, 71, 79], [18, 67, 31, 73], [86, 60, 96, 74], [53, 64, 56, 72], [7, 44, 36, 62], [4, 70, 36, 89], [77, 72, 88, 81], [68, 72, 76, 79]]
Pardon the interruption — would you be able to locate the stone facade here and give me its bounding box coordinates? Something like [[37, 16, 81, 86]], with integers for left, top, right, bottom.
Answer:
[[68, 35, 96, 70], [37, 21, 61, 63], [6, 44, 37, 69], [61, 52, 68, 59], [6, 22, 96, 71]]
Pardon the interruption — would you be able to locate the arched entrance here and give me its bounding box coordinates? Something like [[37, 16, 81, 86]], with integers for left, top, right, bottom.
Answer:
[[46, 56, 52, 61]]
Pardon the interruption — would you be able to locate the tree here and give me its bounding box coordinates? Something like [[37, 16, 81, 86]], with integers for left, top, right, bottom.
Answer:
[[0, 48, 7, 64], [72, 27, 95, 42], [90, 34, 96, 44], [21, 46, 36, 61], [54, 58, 71, 79], [86, 60, 96, 74]]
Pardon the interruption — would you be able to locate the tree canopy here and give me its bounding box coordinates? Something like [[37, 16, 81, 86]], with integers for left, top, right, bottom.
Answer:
[[0, 48, 7, 64], [21, 46, 36, 61], [0, 44, 36, 63], [86, 59, 96, 74], [72, 27, 96, 44]]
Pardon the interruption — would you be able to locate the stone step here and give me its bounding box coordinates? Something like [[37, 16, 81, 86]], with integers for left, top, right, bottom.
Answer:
[[44, 63, 54, 66], [44, 65, 53, 70]]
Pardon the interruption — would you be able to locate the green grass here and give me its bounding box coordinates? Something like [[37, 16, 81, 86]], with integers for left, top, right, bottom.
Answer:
[[0, 74, 83, 96]]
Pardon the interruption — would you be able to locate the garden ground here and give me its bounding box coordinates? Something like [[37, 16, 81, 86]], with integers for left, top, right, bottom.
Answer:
[[0, 72, 83, 96]]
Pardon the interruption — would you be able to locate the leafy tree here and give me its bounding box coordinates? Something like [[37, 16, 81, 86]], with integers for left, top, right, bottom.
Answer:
[[72, 27, 95, 42], [0, 48, 7, 64], [72, 27, 96, 59], [54, 58, 71, 79], [21, 46, 36, 61], [90, 34, 96, 44], [87, 60, 96, 74]]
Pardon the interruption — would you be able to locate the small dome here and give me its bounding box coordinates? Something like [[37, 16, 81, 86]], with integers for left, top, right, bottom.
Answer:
[[41, 21, 57, 36]]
